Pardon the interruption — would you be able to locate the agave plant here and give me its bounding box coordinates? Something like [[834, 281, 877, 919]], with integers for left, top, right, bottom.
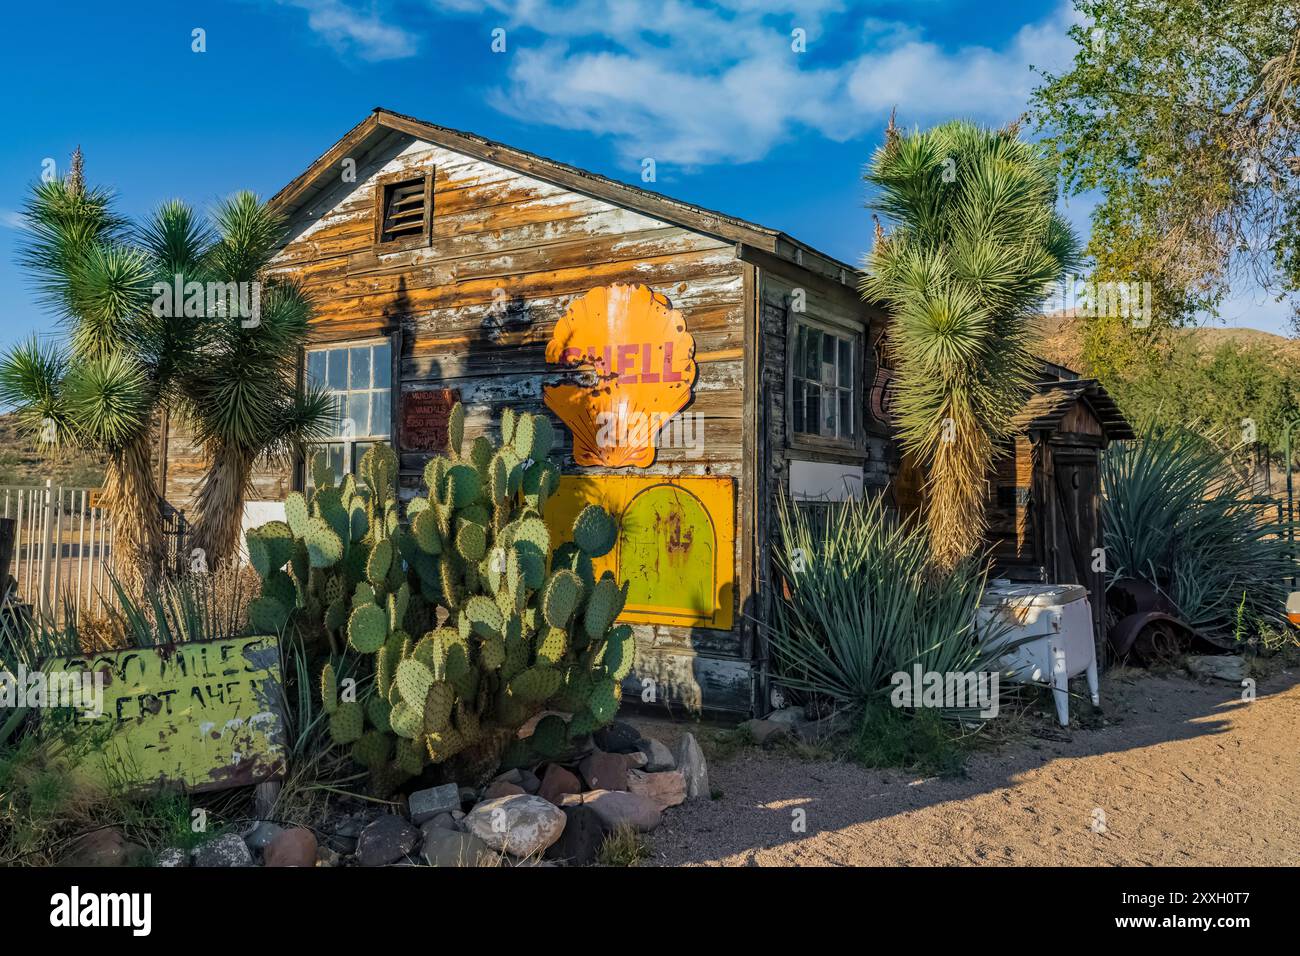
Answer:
[[177, 193, 333, 566], [861, 118, 1080, 569], [768, 492, 1016, 718], [1101, 424, 1294, 639]]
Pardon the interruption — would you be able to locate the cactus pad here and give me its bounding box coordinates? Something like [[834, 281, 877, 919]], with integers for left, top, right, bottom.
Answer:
[[572, 504, 617, 558], [329, 701, 364, 745], [395, 658, 435, 708], [347, 603, 388, 653]]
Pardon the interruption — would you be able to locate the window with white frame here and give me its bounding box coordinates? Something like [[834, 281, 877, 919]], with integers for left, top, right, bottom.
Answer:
[[305, 339, 392, 487], [790, 322, 857, 442]]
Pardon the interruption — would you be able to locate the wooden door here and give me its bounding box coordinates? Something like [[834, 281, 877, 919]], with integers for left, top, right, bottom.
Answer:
[[1047, 443, 1107, 661]]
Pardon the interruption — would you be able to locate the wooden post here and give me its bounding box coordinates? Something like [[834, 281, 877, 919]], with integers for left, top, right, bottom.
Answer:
[[39, 480, 55, 617], [0, 516, 15, 584], [254, 780, 281, 819]]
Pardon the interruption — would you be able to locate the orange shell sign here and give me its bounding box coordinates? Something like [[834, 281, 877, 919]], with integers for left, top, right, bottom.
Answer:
[[544, 283, 697, 468]]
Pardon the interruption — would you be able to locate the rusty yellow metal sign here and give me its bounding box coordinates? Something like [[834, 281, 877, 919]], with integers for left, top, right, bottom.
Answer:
[[42, 635, 287, 794], [546, 475, 734, 630], [543, 283, 697, 468]]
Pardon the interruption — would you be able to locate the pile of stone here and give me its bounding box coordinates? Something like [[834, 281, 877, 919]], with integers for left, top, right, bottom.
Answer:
[[145, 721, 709, 868], [739, 704, 849, 746], [446, 721, 710, 866]]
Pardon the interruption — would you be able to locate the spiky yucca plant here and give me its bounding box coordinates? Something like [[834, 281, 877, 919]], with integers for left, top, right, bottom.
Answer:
[[861, 119, 1080, 569], [770, 492, 1017, 718], [0, 172, 169, 587], [1101, 424, 1294, 640], [0, 164, 328, 583], [178, 193, 333, 565]]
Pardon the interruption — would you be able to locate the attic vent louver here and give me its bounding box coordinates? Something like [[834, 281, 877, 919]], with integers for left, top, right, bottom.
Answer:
[[374, 169, 433, 249]]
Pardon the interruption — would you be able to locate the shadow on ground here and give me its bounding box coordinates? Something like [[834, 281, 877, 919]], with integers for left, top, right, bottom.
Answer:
[[628, 667, 1300, 866]]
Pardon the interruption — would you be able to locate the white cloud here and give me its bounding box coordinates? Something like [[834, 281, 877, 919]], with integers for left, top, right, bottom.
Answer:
[[282, 0, 418, 60], [276, 0, 1084, 164], [847, 5, 1081, 121], [475, 1, 1084, 164]]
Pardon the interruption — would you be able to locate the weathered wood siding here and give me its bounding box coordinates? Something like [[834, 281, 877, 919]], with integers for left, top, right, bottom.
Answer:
[[751, 261, 892, 706], [268, 132, 753, 715]]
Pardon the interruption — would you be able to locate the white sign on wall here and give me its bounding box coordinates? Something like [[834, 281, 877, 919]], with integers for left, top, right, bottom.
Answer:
[[238, 500, 288, 565], [789, 460, 863, 502]]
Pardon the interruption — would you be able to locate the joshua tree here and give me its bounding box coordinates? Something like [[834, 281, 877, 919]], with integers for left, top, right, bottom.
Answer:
[[0, 164, 177, 588], [862, 118, 1080, 569], [179, 193, 333, 567], [1, 161, 326, 584]]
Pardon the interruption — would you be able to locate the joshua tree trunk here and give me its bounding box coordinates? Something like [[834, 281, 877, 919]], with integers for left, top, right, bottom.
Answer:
[[190, 444, 255, 569], [103, 431, 165, 591], [922, 403, 993, 573]]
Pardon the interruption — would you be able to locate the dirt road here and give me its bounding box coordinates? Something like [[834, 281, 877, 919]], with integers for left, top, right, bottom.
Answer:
[[640, 670, 1300, 866]]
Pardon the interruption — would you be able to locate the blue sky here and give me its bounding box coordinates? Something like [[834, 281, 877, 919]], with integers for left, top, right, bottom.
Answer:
[[0, 0, 1291, 352]]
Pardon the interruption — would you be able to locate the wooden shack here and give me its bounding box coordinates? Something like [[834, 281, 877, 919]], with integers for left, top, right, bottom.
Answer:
[[156, 108, 895, 718], [985, 378, 1134, 653]]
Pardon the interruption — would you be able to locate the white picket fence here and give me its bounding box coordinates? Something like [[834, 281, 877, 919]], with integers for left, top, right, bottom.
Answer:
[[1, 482, 115, 623]]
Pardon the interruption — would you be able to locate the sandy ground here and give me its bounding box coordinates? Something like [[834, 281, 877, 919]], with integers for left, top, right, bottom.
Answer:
[[633, 669, 1300, 866]]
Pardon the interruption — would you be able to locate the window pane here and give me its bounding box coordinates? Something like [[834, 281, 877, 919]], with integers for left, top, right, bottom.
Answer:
[[326, 348, 347, 390], [347, 391, 371, 437], [792, 325, 806, 378], [372, 342, 391, 389], [353, 441, 374, 474], [792, 382, 805, 434], [821, 333, 837, 387], [325, 393, 347, 438], [838, 338, 852, 388], [350, 346, 371, 390], [307, 443, 346, 489], [823, 386, 837, 437], [370, 388, 391, 438], [800, 325, 821, 377], [839, 389, 852, 439], [307, 350, 326, 388], [328, 444, 346, 483], [806, 386, 820, 437]]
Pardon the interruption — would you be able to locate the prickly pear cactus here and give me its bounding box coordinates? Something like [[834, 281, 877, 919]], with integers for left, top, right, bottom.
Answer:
[[245, 405, 635, 794]]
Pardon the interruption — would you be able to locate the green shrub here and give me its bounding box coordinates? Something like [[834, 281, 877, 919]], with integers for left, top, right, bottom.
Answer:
[[768, 492, 1013, 718], [245, 403, 635, 792], [1101, 424, 1295, 640], [850, 705, 967, 777]]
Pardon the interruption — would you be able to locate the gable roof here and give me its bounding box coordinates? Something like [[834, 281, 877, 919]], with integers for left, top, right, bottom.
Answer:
[[268, 107, 861, 290], [1012, 379, 1135, 441]]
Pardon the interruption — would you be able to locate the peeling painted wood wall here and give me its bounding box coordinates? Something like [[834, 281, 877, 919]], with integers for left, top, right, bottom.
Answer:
[[165, 130, 755, 715]]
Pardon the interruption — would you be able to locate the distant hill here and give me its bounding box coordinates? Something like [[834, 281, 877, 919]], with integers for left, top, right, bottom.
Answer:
[[1033, 309, 1300, 374], [0, 412, 105, 488]]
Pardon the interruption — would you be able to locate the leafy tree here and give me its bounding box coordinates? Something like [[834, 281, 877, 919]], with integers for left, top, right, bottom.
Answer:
[[862, 119, 1080, 569], [1032, 0, 1300, 330], [1101, 332, 1300, 481]]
